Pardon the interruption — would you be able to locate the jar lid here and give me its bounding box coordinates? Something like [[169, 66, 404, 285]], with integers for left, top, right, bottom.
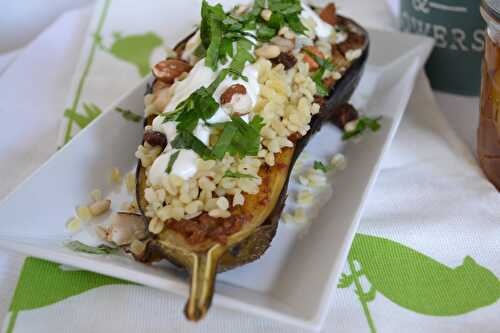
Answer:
[[482, 0, 500, 22]]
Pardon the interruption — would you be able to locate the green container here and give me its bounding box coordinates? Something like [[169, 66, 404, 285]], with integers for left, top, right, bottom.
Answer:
[[400, 0, 486, 96]]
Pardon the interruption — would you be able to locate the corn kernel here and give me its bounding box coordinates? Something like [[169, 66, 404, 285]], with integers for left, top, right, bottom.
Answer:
[[282, 213, 294, 224], [297, 191, 314, 206], [126, 172, 136, 194], [90, 189, 102, 202], [294, 208, 307, 223], [66, 217, 81, 232], [111, 167, 122, 185], [76, 206, 92, 221], [331, 153, 347, 170], [149, 217, 165, 234]]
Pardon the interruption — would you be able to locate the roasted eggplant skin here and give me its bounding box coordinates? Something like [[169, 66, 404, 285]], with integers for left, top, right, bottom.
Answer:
[[136, 14, 369, 321]]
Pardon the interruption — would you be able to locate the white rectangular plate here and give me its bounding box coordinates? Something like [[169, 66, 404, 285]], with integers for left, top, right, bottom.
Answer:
[[0, 27, 433, 330]]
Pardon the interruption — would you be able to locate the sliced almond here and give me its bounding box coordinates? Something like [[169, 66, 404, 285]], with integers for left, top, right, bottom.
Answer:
[[220, 84, 247, 105], [152, 59, 192, 84], [256, 44, 281, 59], [319, 3, 337, 26]]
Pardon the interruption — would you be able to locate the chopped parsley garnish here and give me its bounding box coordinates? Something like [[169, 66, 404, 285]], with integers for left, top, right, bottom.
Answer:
[[177, 89, 218, 131], [311, 70, 329, 97], [66, 241, 117, 255], [342, 116, 382, 140], [166, 150, 180, 174], [171, 131, 215, 160], [171, 115, 264, 161], [162, 66, 264, 160], [115, 107, 142, 122], [212, 122, 239, 160], [199, 0, 307, 72], [223, 170, 257, 179], [200, 0, 256, 71], [304, 49, 337, 97], [228, 115, 265, 156], [157, 0, 310, 161], [212, 115, 265, 160], [313, 160, 333, 173], [246, 0, 308, 41], [228, 38, 255, 80]]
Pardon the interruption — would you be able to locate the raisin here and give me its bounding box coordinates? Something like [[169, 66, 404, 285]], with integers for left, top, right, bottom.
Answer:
[[271, 52, 298, 70], [337, 33, 366, 56], [143, 130, 167, 149], [331, 103, 359, 129]]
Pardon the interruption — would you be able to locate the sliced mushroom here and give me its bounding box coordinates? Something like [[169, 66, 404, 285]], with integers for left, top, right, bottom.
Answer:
[[107, 212, 147, 246]]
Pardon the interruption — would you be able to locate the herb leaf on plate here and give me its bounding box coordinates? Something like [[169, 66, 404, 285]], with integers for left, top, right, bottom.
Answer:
[[343, 116, 382, 140], [115, 107, 142, 122], [313, 160, 333, 173], [66, 241, 117, 255]]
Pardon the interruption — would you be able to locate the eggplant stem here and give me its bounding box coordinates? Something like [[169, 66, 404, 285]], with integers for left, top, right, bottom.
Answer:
[[184, 246, 223, 321]]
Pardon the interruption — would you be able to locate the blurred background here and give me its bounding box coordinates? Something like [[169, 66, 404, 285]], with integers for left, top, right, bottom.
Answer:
[[0, 0, 398, 52], [0, 0, 91, 53]]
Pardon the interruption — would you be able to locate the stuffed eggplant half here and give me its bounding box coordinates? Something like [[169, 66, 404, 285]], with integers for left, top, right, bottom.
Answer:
[[133, 0, 368, 321]]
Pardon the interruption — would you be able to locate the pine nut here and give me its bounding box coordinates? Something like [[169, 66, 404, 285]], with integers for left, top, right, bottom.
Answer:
[[89, 199, 111, 216], [256, 44, 281, 59], [149, 217, 165, 234], [76, 206, 92, 221], [261, 9, 272, 21], [344, 119, 359, 133], [271, 36, 295, 52]]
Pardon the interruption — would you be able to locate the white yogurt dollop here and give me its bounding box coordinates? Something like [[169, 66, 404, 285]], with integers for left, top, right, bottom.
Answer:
[[152, 118, 177, 144], [149, 149, 199, 184], [300, 3, 333, 39], [193, 120, 210, 144]]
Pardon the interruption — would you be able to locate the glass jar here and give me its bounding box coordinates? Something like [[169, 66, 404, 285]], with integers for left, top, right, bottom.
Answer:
[[479, 0, 500, 190]]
